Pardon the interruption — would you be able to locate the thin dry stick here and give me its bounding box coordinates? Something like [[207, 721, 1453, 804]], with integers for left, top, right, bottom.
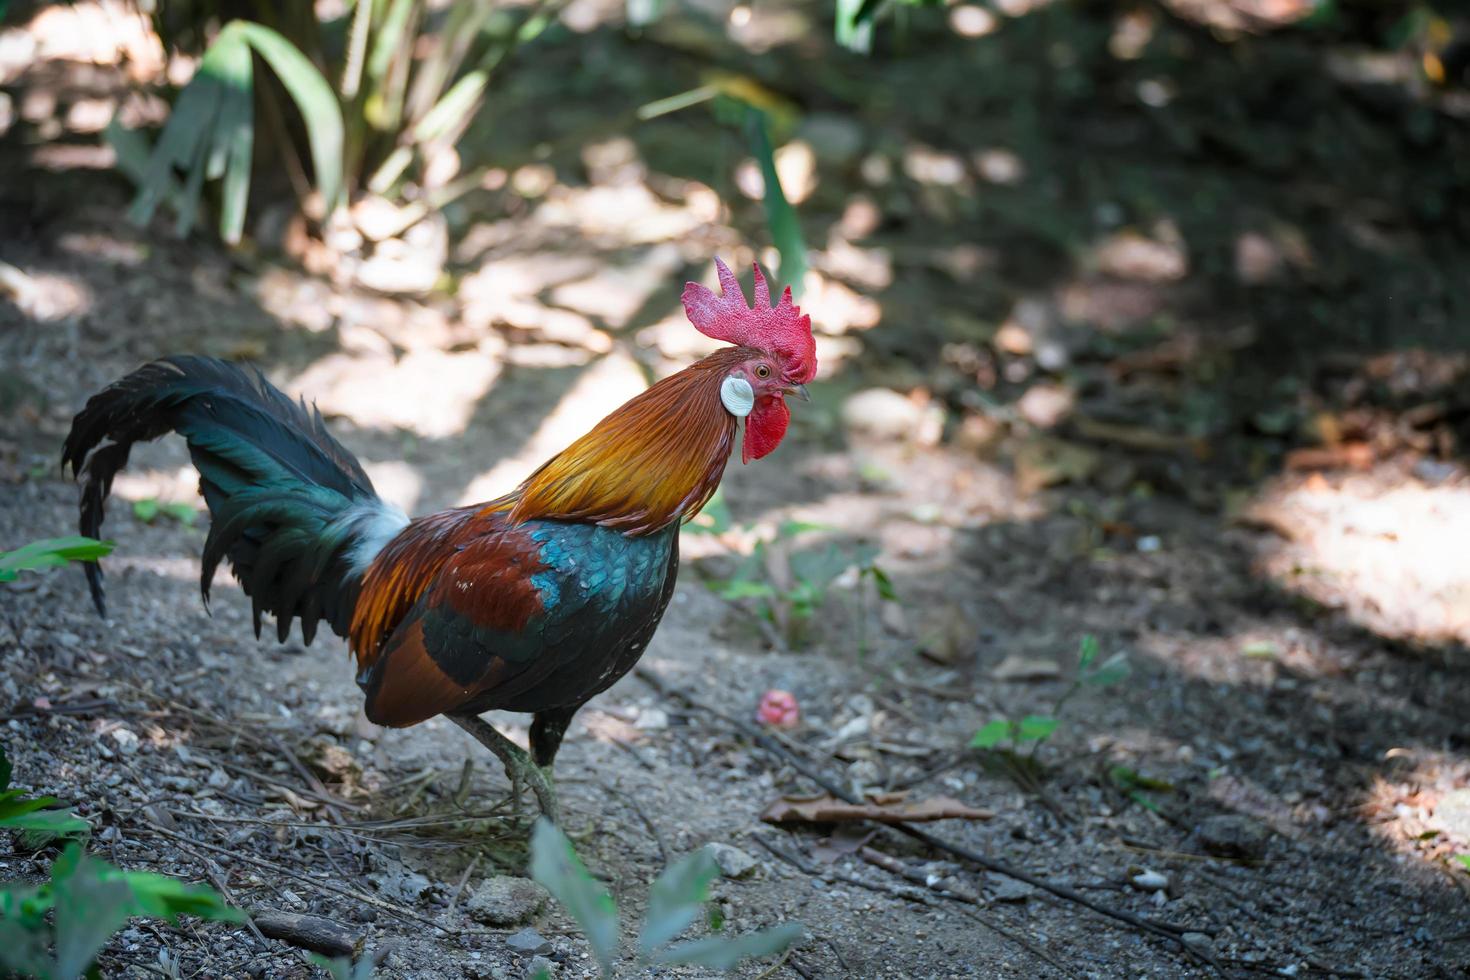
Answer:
[[634, 668, 1220, 973], [447, 854, 482, 917], [188, 850, 268, 944], [262, 731, 350, 829], [136, 821, 463, 936]]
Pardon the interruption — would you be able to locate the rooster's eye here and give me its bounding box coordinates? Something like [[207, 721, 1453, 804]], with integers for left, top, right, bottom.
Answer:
[[755, 365, 771, 379]]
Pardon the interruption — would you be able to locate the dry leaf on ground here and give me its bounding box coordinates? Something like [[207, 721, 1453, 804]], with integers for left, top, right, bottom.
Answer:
[[760, 792, 994, 825]]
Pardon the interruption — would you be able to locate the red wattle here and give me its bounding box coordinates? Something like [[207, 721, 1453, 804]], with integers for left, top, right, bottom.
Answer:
[[742, 396, 790, 463]]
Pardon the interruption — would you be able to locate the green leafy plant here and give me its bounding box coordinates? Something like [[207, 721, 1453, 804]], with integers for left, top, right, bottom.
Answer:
[[1104, 765, 1175, 814], [703, 520, 896, 650], [0, 538, 113, 583], [529, 820, 802, 978], [969, 635, 1131, 793], [113, 1, 561, 243], [0, 745, 241, 978], [0, 745, 92, 848], [0, 843, 242, 979], [131, 499, 198, 526], [639, 76, 809, 299], [1455, 854, 1470, 872], [836, 0, 945, 55]]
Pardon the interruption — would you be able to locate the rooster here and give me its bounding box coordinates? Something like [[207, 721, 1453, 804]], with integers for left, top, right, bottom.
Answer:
[[62, 260, 815, 821]]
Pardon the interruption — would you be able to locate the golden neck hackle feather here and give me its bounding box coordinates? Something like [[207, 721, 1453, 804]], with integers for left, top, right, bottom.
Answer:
[[504, 346, 754, 535]]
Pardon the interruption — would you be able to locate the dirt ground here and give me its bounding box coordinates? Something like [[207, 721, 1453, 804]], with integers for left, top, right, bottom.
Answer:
[[3, 2, 1470, 978]]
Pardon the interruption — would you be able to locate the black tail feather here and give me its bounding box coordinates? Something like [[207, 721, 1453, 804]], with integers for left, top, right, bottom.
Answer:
[[62, 356, 405, 643]]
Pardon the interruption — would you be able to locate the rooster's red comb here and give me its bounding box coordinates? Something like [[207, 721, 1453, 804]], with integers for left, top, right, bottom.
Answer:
[[681, 258, 816, 384]]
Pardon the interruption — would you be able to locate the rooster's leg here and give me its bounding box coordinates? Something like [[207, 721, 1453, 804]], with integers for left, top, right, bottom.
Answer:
[[530, 705, 580, 769], [448, 713, 559, 824]]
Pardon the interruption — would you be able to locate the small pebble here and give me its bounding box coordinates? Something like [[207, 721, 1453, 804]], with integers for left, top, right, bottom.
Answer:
[[1131, 869, 1169, 892], [990, 878, 1034, 903], [706, 842, 759, 879], [526, 954, 557, 979], [466, 875, 549, 926], [1196, 814, 1271, 861], [505, 927, 551, 956]]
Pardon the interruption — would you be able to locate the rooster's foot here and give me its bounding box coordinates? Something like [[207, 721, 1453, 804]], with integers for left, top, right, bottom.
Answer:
[[448, 712, 561, 824]]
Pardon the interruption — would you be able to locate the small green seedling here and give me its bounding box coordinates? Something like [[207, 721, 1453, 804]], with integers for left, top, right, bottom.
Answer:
[[0, 537, 113, 583], [969, 635, 1131, 794], [703, 518, 897, 649], [529, 820, 802, 978], [132, 499, 198, 526], [0, 745, 92, 847], [1105, 765, 1175, 813], [1455, 854, 1470, 872]]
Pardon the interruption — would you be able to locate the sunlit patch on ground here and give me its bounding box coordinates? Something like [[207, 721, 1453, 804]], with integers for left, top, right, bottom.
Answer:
[[1246, 466, 1470, 647], [1360, 749, 1470, 873], [289, 344, 505, 439]]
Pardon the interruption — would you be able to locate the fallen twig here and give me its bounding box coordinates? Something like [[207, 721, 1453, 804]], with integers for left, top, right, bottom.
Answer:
[[447, 854, 481, 917], [263, 730, 351, 830], [252, 911, 360, 958], [635, 668, 1221, 973]]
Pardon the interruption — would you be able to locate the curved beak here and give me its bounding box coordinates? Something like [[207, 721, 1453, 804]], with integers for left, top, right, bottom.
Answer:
[[783, 383, 811, 402]]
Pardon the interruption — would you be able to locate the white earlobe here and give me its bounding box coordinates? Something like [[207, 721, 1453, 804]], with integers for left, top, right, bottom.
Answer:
[[720, 376, 755, 417]]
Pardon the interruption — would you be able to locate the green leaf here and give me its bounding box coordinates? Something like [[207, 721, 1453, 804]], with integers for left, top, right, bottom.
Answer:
[[835, 0, 879, 53], [788, 544, 849, 590], [162, 502, 199, 526], [1107, 766, 1174, 793], [234, 21, 344, 217], [414, 70, 488, 144], [51, 845, 139, 980], [127, 38, 228, 233], [1016, 715, 1058, 742], [776, 520, 837, 539], [210, 30, 255, 244], [0, 879, 54, 926], [113, 868, 243, 922], [132, 498, 160, 522], [529, 819, 619, 976], [866, 565, 898, 601], [745, 109, 808, 298], [1084, 652, 1131, 687], [0, 899, 57, 978], [713, 579, 778, 602], [366, 0, 417, 86], [969, 719, 1012, 749], [0, 537, 113, 581], [685, 491, 733, 535], [638, 848, 720, 957], [655, 922, 804, 969], [309, 953, 377, 980], [1077, 634, 1099, 670], [3, 806, 92, 846]]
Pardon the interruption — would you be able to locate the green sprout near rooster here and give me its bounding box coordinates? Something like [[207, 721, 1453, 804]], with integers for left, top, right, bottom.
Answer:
[[692, 496, 897, 651], [970, 635, 1139, 801]]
